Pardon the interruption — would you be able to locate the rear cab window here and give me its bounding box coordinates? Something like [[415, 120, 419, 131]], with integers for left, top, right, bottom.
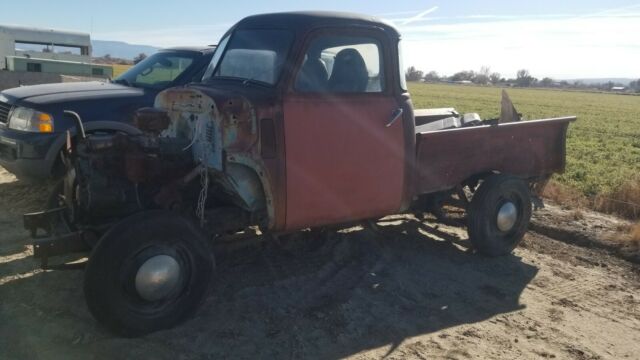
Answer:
[[295, 35, 384, 93]]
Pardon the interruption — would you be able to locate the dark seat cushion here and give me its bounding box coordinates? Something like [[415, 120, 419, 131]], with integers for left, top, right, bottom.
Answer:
[[296, 58, 328, 92], [328, 49, 368, 92]]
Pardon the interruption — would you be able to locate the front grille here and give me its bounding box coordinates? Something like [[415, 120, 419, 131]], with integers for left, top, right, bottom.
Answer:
[[0, 101, 12, 124]]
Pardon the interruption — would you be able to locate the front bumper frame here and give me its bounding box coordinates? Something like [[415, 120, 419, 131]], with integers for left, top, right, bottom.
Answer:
[[24, 208, 94, 269]]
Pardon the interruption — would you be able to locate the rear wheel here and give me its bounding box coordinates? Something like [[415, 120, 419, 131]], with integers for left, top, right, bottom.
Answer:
[[467, 174, 532, 256], [83, 210, 214, 337]]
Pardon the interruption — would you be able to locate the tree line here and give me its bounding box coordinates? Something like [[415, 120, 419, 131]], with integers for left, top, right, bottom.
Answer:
[[406, 66, 640, 92]]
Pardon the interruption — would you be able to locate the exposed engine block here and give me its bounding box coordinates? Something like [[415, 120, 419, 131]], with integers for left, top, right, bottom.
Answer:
[[66, 108, 197, 223]]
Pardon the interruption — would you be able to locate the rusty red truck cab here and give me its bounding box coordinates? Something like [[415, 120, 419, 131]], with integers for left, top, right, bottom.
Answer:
[[155, 12, 417, 233], [24, 12, 575, 336]]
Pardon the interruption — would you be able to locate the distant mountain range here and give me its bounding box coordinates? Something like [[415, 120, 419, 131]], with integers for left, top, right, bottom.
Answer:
[[92, 40, 160, 60]]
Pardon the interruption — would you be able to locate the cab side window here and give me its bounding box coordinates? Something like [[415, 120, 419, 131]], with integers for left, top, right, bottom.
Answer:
[[295, 35, 384, 93]]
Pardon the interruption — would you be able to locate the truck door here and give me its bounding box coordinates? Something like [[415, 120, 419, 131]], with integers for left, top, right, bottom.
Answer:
[[283, 32, 406, 230]]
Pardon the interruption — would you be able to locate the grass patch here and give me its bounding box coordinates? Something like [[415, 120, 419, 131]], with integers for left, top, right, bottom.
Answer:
[[594, 178, 640, 219], [542, 180, 589, 209], [408, 82, 640, 218]]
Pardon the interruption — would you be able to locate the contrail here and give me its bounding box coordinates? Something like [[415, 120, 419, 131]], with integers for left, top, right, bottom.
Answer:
[[400, 6, 439, 25]]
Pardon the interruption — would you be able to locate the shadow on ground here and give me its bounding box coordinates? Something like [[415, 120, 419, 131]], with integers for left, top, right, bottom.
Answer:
[[0, 211, 537, 359]]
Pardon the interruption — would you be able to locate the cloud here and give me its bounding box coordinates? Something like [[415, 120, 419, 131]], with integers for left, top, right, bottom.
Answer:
[[399, 6, 439, 26], [93, 23, 233, 48], [93, 7, 640, 78], [390, 10, 640, 78]]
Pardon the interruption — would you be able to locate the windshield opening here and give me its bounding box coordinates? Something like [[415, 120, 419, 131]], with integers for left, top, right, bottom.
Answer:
[[115, 51, 198, 89], [202, 29, 294, 86]]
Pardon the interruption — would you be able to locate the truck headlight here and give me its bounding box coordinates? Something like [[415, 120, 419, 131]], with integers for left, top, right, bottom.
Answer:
[[8, 107, 54, 133]]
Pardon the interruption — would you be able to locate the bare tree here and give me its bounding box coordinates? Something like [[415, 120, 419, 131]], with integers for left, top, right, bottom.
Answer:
[[516, 69, 536, 87], [450, 70, 475, 82], [405, 66, 424, 82], [489, 72, 501, 84], [474, 66, 491, 84], [423, 71, 440, 82], [540, 77, 554, 87], [133, 53, 148, 65]]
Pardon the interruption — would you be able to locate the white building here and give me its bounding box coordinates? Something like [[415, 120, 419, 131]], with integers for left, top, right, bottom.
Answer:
[[0, 25, 91, 68], [0, 25, 111, 78]]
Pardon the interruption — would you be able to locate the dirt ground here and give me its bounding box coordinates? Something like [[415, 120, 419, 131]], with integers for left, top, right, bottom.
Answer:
[[0, 167, 638, 360]]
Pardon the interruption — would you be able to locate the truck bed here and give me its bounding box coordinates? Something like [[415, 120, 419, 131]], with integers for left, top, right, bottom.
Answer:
[[414, 108, 459, 126], [414, 116, 576, 194]]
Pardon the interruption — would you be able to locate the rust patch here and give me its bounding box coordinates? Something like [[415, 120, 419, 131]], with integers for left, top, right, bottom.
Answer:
[[134, 107, 171, 135], [155, 87, 274, 227]]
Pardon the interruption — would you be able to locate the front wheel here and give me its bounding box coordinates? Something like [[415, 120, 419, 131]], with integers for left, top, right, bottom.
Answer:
[[467, 175, 532, 256], [83, 210, 214, 337]]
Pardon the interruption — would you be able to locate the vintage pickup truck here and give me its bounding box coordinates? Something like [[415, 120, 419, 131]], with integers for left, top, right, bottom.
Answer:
[[24, 12, 575, 336]]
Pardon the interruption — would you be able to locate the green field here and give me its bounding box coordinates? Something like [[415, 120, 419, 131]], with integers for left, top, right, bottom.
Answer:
[[111, 64, 132, 78], [408, 83, 640, 198]]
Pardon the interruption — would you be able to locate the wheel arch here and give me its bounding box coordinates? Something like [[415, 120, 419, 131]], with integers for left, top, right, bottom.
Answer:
[[461, 170, 541, 189], [211, 161, 273, 228]]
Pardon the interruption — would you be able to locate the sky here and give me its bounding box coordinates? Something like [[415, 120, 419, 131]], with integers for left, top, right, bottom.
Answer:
[[2, 0, 639, 79]]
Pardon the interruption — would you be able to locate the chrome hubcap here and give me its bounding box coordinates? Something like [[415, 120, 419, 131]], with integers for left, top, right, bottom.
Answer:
[[496, 202, 518, 232], [135, 255, 181, 301]]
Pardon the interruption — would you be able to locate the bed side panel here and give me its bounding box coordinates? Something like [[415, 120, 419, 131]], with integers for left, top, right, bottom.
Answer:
[[415, 117, 575, 195]]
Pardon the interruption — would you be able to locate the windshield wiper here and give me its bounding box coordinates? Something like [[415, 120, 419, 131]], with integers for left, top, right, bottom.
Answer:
[[242, 78, 270, 87], [212, 76, 271, 87]]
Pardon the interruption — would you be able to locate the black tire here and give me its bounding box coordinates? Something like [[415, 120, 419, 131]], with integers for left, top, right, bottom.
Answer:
[[467, 174, 532, 256], [83, 210, 214, 337]]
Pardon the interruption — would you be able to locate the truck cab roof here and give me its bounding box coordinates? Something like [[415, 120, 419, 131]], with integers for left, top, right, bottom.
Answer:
[[161, 46, 217, 54], [230, 11, 400, 38]]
